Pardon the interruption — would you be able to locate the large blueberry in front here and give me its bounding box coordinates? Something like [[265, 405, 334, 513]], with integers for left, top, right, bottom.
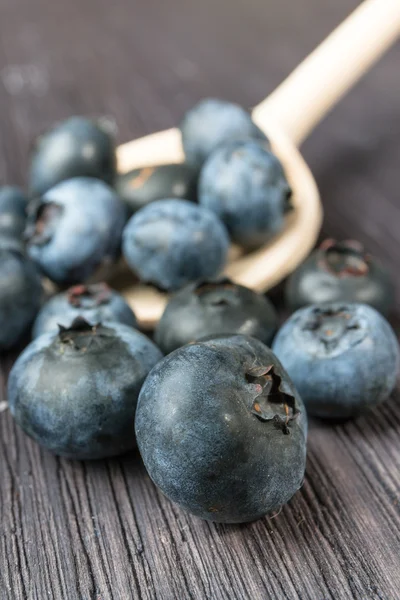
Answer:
[[0, 249, 42, 350], [180, 98, 269, 167], [32, 282, 137, 338], [136, 335, 307, 523], [29, 116, 117, 196], [155, 278, 278, 354], [26, 177, 127, 285], [122, 199, 229, 291], [8, 318, 163, 459], [272, 303, 399, 419], [199, 139, 292, 248], [116, 163, 198, 213], [285, 239, 394, 315], [0, 186, 28, 239]]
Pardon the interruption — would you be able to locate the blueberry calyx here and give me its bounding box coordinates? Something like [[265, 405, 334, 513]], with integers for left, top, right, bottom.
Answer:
[[246, 365, 298, 435], [319, 239, 370, 277], [25, 200, 64, 246], [193, 277, 232, 292], [302, 306, 364, 351], [57, 316, 111, 352], [67, 283, 112, 309], [193, 278, 238, 307]]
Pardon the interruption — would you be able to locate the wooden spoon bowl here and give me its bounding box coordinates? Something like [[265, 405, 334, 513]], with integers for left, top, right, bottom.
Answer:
[[115, 125, 321, 328]]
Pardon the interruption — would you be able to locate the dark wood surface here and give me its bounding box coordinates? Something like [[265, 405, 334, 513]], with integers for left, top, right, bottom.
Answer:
[[1, 0, 400, 598]]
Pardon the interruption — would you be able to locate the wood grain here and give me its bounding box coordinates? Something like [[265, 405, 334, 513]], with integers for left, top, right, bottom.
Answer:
[[0, 0, 399, 598]]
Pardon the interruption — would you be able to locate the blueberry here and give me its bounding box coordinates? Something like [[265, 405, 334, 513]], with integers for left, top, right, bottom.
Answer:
[[25, 177, 127, 285], [116, 163, 198, 213], [8, 317, 163, 459], [180, 98, 269, 168], [122, 199, 229, 291], [135, 334, 307, 523], [155, 278, 278, 353], [0, 248, 42, 350], [0, 186, 28, 239], [285, 239, 394, 315], [199, 139, 292, 248], [272, 303, 399, 420], [29, 116, 117, 196], [32, 282, 137, 338]]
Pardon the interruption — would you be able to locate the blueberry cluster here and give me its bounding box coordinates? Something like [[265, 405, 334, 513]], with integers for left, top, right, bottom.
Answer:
[[1, 101, 398, 525]]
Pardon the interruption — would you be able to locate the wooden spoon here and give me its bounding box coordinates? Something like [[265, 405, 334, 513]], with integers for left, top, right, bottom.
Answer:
[[114, 0, 400, 329]]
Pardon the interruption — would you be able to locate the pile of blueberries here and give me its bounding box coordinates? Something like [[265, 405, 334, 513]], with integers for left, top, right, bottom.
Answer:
[[2, 99, 399, 524]]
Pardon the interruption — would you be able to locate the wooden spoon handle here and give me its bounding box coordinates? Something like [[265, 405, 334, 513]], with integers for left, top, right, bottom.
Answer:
[[252, 0, 400, 147], [117, 128, 183, 173]]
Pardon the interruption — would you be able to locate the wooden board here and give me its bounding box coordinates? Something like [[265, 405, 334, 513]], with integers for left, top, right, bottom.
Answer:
[[0, 0, 399, 598]]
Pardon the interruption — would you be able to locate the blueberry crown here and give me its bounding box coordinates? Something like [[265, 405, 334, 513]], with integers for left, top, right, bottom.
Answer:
[[67, 283, 112, 309], [301, 306, 366, 354], [57, 317, 113, 352], [319, 239, 370, 277], [246, 365, 299, 435], [25, 200, 63, 247], [192, 278, 240, 307]]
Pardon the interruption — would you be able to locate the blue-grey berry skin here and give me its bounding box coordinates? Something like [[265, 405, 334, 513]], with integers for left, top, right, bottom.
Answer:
[[26, 177, 127, 285], [32, 282, 137, 339], [8, 319, 163, 460], [272, 303, 399, 420], [285, 239, 394, 316], [0, 233, 26, 254], [199, 139, 292, 248], [0, 249, 43, 350], [136, 334, 307, 523], [180, 98, 269, 168], [122, 199, 229, 291], [0, 186, 28, 238], [29, 116, 117, 196], [155, 278, 278, 354]]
